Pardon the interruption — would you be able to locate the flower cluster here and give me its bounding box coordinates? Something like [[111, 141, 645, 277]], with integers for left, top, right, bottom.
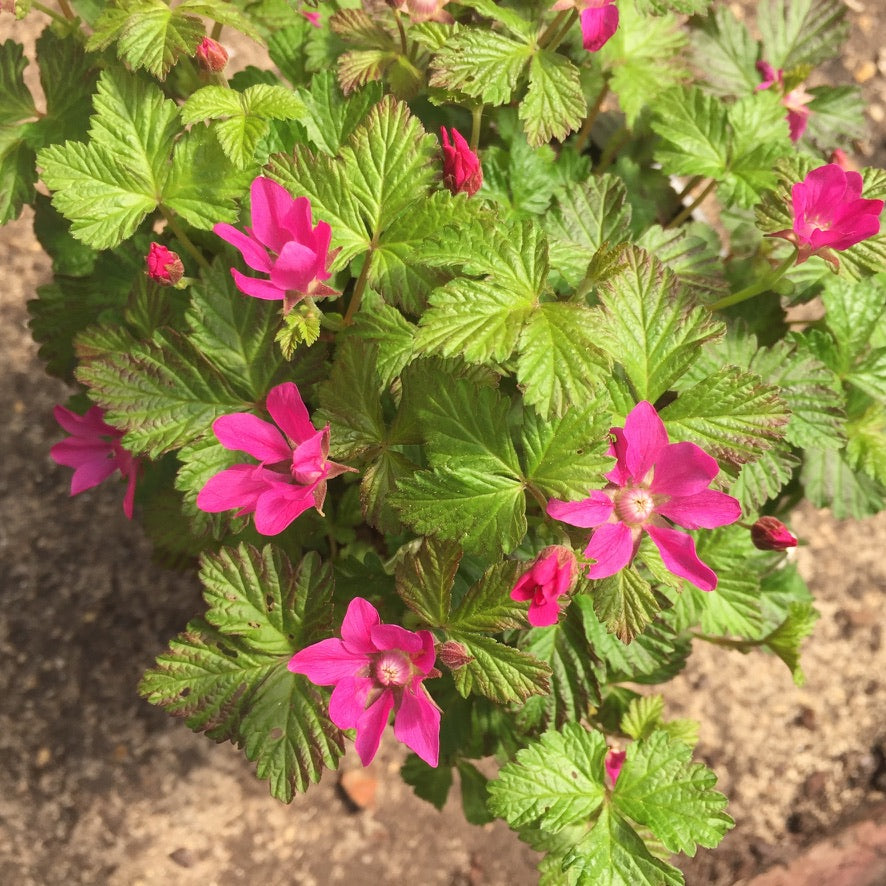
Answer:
[[547, 401, 741, 591], [50, 405, 139, 518], [197, 382, 353, 535], [289, 597, 441, 767]]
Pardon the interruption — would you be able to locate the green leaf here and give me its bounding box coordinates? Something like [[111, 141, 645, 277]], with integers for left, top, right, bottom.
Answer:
[[429, 28, 532, 106], [690, 4, 759, 96], [360, 448, 417, 535], [487, 723, 607, 832], [353, 293, 417, 387], [88, 0, 205, 79], [758, 0, 848, 70], [32, 193, 97, 276], [613, 730, 732, 855], [393, 467, 526, 558], [802, 446, 885, 519], [847, 405, 886, 486], [760, 602, 820, 686], [0, 130, 35, 224], [596, 248, 724, 402], [593, 568, 661, 644], [402, 753, 453, 810], [0, 39, 36, 124], [186, 259, 284, 399], [731, 444, 799, 513], [821, 275, 886, 367], [519, 50, 585, 147], [620, 695, 666, 741], [805, 85, 866, 151], [394, 537, 461, 628], [75, 325, 246, 457], [451, 560, 527, 633], [458, 761, 494, 825], [652, 85, 728, 178], [448, 631, 550, 704], [481, 135, 558, 218]]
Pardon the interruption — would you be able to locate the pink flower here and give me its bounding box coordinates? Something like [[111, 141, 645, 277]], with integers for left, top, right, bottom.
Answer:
[[146, 242, 184, 286], [197, 382, 353, 535], [300, 9, 321, 27], [195, 36, 228, 73], [546, 401, 741, 591], [550, 0, 618, 52], [50, 405, 139, 519], [755, 60, 811, 143], [605, 748, 626, 786], [510, 546, 578, 627], [771, 164, 884, 268], [750, 516, 798, 552], [288, 597, 441, 767], [214, 177, 339, 314], [440, 128, 483, 196]]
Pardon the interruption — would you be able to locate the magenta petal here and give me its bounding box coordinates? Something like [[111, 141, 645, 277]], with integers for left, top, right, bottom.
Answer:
[[604, 427, 630, 485], [265, 382, 316, 444], [270, 240, 320, 293], [340, 597, 382, 654], [394, 686, 441, 767], [328, 676, 372, 731], [196, 464, 270, 514], [649, 441, 719, 497], [585, 522, 635, 579], [230, 269, 285, 301], [291, 429, 328, 484], [580, 3, 618, 52], [370, 623, 424, 655], [288, 638, 361, 684], [253, 483, 316, 534], [355, 690, 394, 766], [53, 404, 115, 437], [281, 195, 315, 243], [412, 630, 437, 675], [623, 401, 668, 483], [69, 453, 119, 494], [50, 436, 111, 469], [212, 223, 272, 273], [527, 596, 561, 627], [249, 177, 297, 253], [646, 524, 717, 591], [122, 469, 137, 519], [212, 413, 290, 462], [547, 491, 613, 528], [655, 489, 741, 530], [510, 573, 536, 602]]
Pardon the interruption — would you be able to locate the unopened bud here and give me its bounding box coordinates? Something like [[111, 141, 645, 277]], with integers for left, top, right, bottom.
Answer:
[[605, 748, 626, 786], [750, 516, 798, 552], [829, 148, 854, 172], [195, 36, 228, 73], [146, 242, 184, 286], [440, 127, 483, 196], [437, 640, 473, 671]]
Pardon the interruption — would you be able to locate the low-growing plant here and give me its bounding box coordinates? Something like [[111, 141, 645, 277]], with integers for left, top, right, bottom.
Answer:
[[5, 0, 885, 880]]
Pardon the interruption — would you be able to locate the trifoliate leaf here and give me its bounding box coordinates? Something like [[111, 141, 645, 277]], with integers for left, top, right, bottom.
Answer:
[[456, 0, 535, 40], [801, 447, 885, 519], [596, 247, 725, 402], [448, 631, 550, 704], [75, 324, 246, 457], [821, 275, 886, 369], [612, 730, 732, 855], [394, 537, 461, 628], [32, 193, 98, 277], [266, 19, 317, 87], [360, 448, 417, 535], [544, 175, 632, 288], [663, 366, 788, 465], [519, 50, 585, 147], [429, 28, 532, 106], [488, 723, 607, 832], [690, 4, 759, 97], [758, 0, 848, 70], [592, 568, 661, 644], [185, 259, 284, 400]]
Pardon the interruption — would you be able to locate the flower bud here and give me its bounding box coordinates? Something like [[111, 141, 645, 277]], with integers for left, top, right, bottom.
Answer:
[[750, 516, 798, 552], [437, 640, 473, 671], [440, 127, 483, 196], [829, 148, 854, 172], [195, 36, 228, 73], [510, 545, 578, 627], [605, 748, 626, 786], [146, 242, 184, 286]]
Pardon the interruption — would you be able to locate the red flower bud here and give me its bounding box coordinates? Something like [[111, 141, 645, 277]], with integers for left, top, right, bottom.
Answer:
[[605, 748, 626, 786], [146, 242, 184, 286], [195, 37, 228, 73], [750, 516, 798, 552], [440, 127, 483, 196], [510, 545, 578, 627], [437, 640, 474, 671]]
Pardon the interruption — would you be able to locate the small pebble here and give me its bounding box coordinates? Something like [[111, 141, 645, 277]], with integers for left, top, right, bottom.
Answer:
[[854, 60, 877, 83]]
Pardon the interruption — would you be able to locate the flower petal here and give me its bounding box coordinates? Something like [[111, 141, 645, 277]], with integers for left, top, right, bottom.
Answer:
[[623, 401, 668, 483], [585, 522, 635, 579], [291, 428, 329, 484], [230, 268, 285, 301], [265, 382, 316, 444], [253, 482, 316, 534], [527, 595, 562, 627], [341, 597, 382, 654], [212, 413, 290, 462], [580, 2, 618, 52], [69, 452, 119, 494], [249, 176, 298, 253], [655, 489, 741, 530], [370, 623, 424, 655], [328, 675, 373, 731], [53, 404, 116, 438], [196, 464, 271, 514], [547, 491, 613, 527], [394, 685, 440, 767], [648, 441, 719, 497], [270, 239, 321, 293], [646, 524, 717, 591], [212, 223, 272, 273], [355, 690, 394, 766], [122, 467, 138, 519], [288, 638, 362, 684]]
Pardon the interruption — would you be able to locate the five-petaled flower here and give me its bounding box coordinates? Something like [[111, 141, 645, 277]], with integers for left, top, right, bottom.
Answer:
[[197, 382, 353, 535], [214, 176, 339, 313], [510, 546, 578, 627], [551, 0, 619, 52], [547, 401, 741, 591], [440, 128, 483, 196], [288, 597, 442, 767], [605, 748, 626, 786], [750, 516, 798, 552], [50, 405, 139, 519], [756, 60, 813, 143], [771, 163, 884, 268], [146, 242, 184, 286]]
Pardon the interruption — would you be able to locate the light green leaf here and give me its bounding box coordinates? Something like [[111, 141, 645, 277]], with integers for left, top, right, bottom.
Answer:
[[758, 0, 848, 70], [847, 405, 886, 485], [620, 695, 666, 741], [802, 447, 885, 519], [821, 275, 886, 367], [690, 4, 760, 96], [761, 602, 820, 686], [652, 86, 728, 179], [519, 50, 585, 147], [593, 568, 660, 644], [451, 560, 528, 633], [394, 537, 461, 627], [353, 294, 417, 387], [731, 444, 799, 513]]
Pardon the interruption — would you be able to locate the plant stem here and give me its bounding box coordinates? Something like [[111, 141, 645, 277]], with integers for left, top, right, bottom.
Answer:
[[470, 104, 484, 154], [543, 9, 578, 53], [707, 249, 798, 312], [32, 1, 69, 22], [160, 209, 212, 273], [594, 125, 629, 174], [210, 21, 224, 40], [692, 632, 756, 651], [56, 0, 76, 19], [525, 482, 549, 512], [393, 9, 408, 55], [665, 178, 716, 229], [574, 82, 610, 155], [676, 174, 705, 201], [537, 9, 570, 49], [344, 249, 374, 326]]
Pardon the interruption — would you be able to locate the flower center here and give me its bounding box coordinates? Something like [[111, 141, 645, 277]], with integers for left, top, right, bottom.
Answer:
[[373, 650, 412, 687], [614, 486, 656, 525]]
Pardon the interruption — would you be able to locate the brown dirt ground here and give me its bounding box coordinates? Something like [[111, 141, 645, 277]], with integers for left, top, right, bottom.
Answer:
[[2, 3, 886, 884]]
